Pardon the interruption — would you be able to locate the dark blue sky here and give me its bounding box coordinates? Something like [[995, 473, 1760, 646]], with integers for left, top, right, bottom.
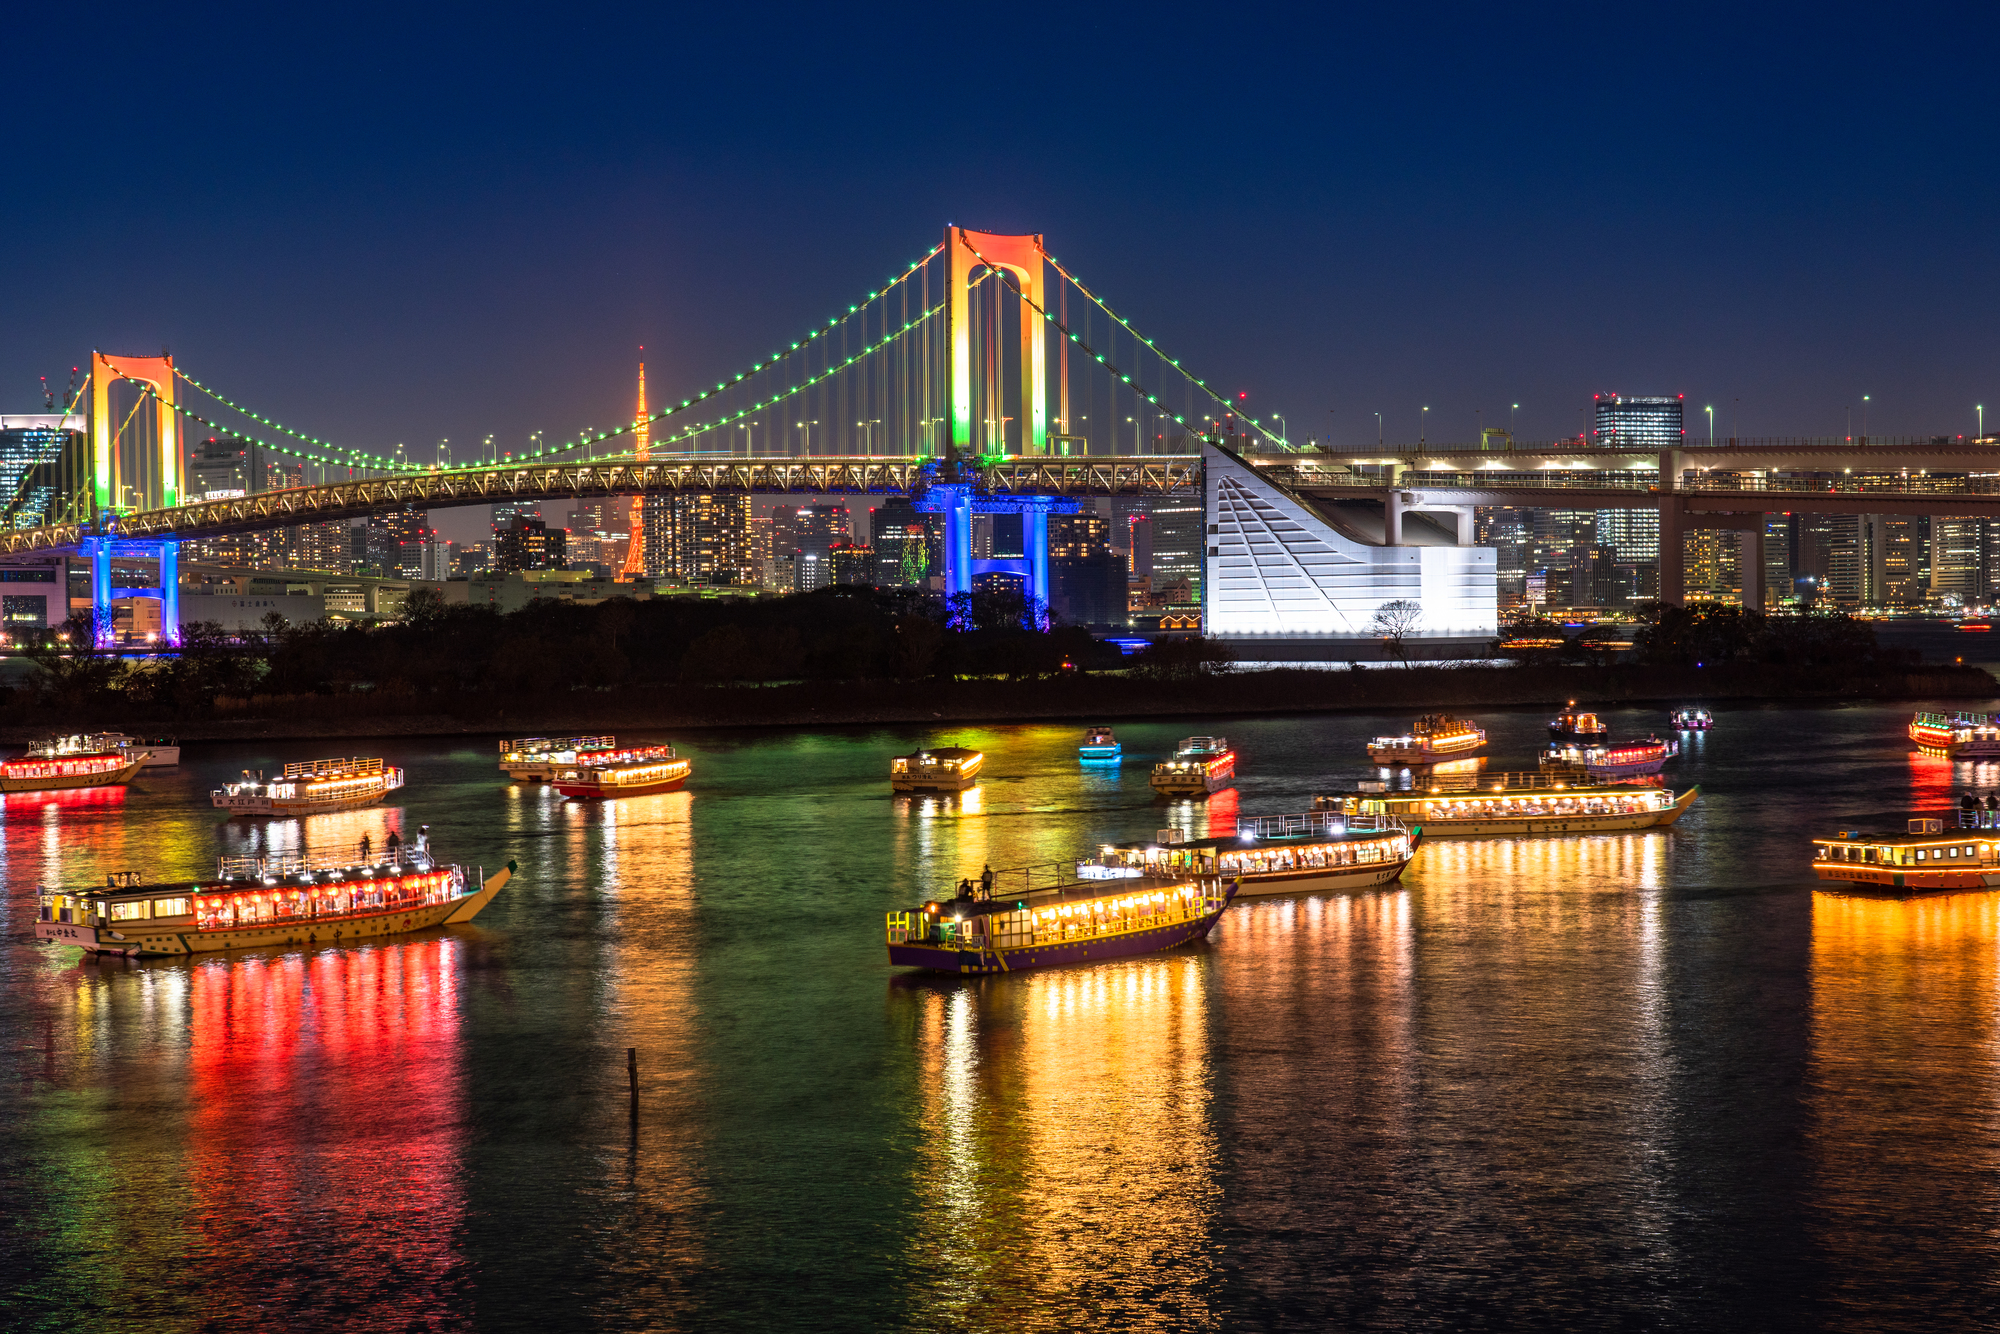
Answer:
[[9, 2, 1996, 471]]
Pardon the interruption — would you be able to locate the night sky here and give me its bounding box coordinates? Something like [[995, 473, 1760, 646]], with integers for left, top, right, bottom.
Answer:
[[9, 3, 1997, 527]]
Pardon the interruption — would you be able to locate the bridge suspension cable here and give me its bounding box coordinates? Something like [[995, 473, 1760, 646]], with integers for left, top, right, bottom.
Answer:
[[162, 241, 949, 475]]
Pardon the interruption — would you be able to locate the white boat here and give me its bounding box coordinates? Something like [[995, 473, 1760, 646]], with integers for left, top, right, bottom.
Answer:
[[27, 732, 180, 767], [1089, 810, 1416, 897], [498, 735, 616, 782]]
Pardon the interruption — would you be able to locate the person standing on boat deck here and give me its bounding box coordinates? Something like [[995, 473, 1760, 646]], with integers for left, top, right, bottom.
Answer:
[[386, 829, 401, 859], [360, 833, 372, 861], [980, 865, 994, 899]]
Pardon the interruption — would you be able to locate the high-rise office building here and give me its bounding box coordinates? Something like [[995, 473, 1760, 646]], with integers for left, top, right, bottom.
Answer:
[[365, 509, 434, 580], [641, 493, 755, 586], [831, 543, 875, 587], [1592, 395, 1685, 448], [1, 415, 81, 528], [1879, 514, 1930, 606], [1148, 501, 1202, 603], [867, 497, 940, 587], [778, 504, 851, 593], [495, 515, 564, 572], [1932, 518, 1984, 603], [1047, 512, 1124, 626], [186, 435, 259, 500]]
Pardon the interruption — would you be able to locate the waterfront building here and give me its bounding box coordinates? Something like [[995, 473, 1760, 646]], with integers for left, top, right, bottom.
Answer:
[[1477, 508, 1532, 608], [1932, 518, 1985, 603], [0, 555, 66, 629], [1592, 394, 1684, 448], [1685, 529, 1739, 603], [1203, 445, 1495, 650]]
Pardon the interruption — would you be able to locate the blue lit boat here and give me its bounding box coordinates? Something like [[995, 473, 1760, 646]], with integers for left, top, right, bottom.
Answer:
[[886, 861, 1235, 975], [1078, 725, 1122, 762]]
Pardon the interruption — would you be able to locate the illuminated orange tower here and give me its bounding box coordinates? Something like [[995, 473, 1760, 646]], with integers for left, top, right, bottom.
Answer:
[[619, 356, 649, 580]]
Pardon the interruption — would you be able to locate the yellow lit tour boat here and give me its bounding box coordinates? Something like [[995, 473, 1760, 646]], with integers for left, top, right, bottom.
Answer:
[[1151, 736, 1237, 798], [499, 735, 616, 782], [885, 861, 1235, 974], [1909, 711, 2000, 759], [212, 757, 405, 817], [1317, 772, 1698, 836], [1366, 714, 1485, 766], [1092, 809, 1417, 897], [891, 746, 982, 792], [1814, 818, 2000, 895], [35, 838, 515, 958]]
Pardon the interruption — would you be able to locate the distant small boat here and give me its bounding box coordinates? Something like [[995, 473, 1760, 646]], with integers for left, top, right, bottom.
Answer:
[[1367, 714, 1485, 765], [1151, 737, 1235, 798], [1670, 707, 1713, 731], [1078, 726, 1121, 762], [892, 747, 983, 792], [1548, 701, 1609, 742]]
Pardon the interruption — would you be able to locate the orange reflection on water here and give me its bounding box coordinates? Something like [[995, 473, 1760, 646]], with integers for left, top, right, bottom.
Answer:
[[185, 941, 467, 1325], [578, 790, 710, 1327], [1810, 890, 2000, 1318], [902, 957, 1219, 1328]]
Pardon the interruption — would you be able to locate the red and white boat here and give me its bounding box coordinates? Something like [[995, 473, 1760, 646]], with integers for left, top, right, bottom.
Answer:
[[1543, 736, 1678, 779], [554, 742, 691, 799]]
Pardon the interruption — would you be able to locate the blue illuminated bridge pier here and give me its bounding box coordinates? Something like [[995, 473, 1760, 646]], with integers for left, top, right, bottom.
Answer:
[[8, 225, 2000, 650]]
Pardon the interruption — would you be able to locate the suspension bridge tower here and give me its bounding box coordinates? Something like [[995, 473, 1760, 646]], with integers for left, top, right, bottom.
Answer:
[[87, 351, 182, 647], [925, 227, 1073, 606]]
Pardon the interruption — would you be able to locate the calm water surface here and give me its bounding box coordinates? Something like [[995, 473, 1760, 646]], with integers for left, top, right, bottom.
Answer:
[[5, 703, 2000, 1331]]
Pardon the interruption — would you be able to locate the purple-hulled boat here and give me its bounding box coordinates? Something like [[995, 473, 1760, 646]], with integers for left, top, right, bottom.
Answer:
[[886, 861, 1237, 975]]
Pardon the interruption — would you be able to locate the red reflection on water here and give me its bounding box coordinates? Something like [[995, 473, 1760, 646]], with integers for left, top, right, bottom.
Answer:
[[1908, 750, 1959, 816], [1202, 786, 1240, 838], [2, 784, 129, 810], [186, 941, 466, 1324]]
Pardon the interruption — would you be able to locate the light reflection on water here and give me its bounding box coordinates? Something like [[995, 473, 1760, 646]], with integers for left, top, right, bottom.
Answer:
[[7, 707, 2000, 1328]]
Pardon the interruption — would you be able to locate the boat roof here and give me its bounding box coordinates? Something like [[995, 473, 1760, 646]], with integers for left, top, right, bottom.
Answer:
[[900, 746, 980, 760], [1823, 830, 1992, 845], [1105, 828, 1398, 852]]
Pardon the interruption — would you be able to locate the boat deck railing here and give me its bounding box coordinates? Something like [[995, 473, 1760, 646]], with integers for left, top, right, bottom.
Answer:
[[1236, 811, 1407, 840], [500, 735, 615, 756], [281, 756, 386, 780], [216, 849, 437, 881]]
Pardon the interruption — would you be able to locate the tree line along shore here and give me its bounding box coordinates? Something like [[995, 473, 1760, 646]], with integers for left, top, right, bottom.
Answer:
[[1, 588, 1990, 741]]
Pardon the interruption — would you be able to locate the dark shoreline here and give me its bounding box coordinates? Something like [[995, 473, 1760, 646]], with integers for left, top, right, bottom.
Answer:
[[6, 662, 1991, 743]]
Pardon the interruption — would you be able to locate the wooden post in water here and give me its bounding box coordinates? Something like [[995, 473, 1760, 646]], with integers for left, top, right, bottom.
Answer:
[[627, 1047, 638, 1120]]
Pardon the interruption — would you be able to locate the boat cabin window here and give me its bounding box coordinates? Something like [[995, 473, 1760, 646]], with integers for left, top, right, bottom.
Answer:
[[108, 900, 148, 921], [152, 897, 191, 917]]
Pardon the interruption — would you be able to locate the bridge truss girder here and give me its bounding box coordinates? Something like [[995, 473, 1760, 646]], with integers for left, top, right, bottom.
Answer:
[[0, 455, 1201, 554]]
